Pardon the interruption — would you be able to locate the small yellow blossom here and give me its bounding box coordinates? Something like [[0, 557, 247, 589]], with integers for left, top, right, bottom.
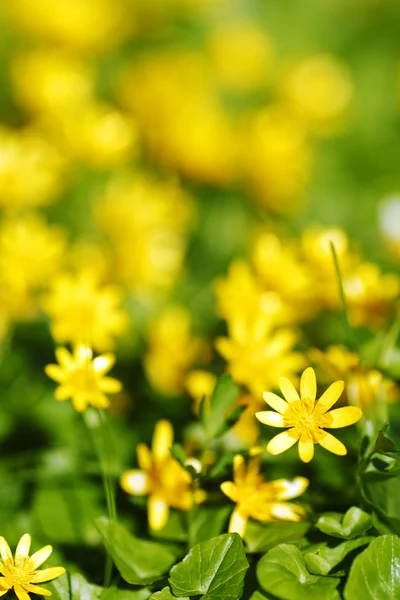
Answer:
[[0, 533, 65, 599], [309, 345, 360, 385], [185, 369, 217, 414], [120, 420, 205, 531], [43, 272, 129, 352], [256, 367, 362, 462], [45, 345, 122, 412], [347, 369, 398, 409], [221, 455, 308, 537], [215, 316, 305, 398]]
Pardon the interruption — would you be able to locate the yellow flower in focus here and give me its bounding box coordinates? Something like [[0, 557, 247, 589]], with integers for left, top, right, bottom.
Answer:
[[257, 367, 362, 462], [0, 533, 65, 599], [0, 127, 64, 208], [220, 455, 308, 537], [343, 262, 400, 327], [185, 369, 217, 414], [45, 345, 122, 412], [145, 306, 208, 396], [120, 420, 204, 531], [215, 316, 305, 398], [43, 272, 129, 352], [11, 49, 94, 114], [282, 55, 353, 134], [207, 21, 274, 92]]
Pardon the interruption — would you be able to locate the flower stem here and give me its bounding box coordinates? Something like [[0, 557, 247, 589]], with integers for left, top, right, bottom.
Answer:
[[330, 241, 359, 353]]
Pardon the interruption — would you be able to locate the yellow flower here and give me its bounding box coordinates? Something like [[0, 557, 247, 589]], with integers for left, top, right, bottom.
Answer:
[[220, 455, 308, 537], [215, 315, 305, 398], [256, 367, 362, 462], [43, 272, 129, 352], [185, 369, 217, 414], [0, 533, 65, 599], [45, 345, 122, 412], [347, 369, 398, 409], [120, 420, 204, 531]]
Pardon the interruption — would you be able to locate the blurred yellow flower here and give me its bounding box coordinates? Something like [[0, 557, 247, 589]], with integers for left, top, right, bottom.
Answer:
[[43, 272, 129, 351], [120, 420, 204, 531], [0, 533, 65, 599], [257, 367, 362, 462], [347, 369, 398, 408], [281, 54, 353, 134], [309, 345, 359, 385], [215, 316, 305, 398], [0, 127, 64, 208], [220, 455, 308, 537], [45, 345, 122, 412], [145, 306, 208, 396], [185, 369, 217, 414]]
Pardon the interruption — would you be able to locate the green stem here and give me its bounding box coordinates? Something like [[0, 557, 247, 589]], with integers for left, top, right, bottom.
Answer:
[[330, 241, 358, 353]]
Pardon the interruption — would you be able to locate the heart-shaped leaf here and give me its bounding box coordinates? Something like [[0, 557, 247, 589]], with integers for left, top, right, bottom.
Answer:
[[316, 507, 372, 539]]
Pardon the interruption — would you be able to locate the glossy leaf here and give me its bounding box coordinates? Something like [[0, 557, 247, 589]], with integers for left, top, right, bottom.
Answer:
[[169, 533, 249, 599], [304, 536, 372, 576], [257, 544, 341, 600], [245, 520, 310, 553], [345, 535, 400, 599], [201, 375, 240, 439], [150, 587, 188, 600], [47, 573, 102, 599], [316, 507, 372, 539], [188, 505, 231, 546]]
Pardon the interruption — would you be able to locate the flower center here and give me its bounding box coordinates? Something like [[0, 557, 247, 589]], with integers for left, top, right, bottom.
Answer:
[[2, 558, 33, 586], [283, 398, 332, 434]]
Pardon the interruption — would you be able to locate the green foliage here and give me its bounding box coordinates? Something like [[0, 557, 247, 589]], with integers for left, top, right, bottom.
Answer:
[[150, 587, 187, 600], [245, 520, 311, 554], [96, 518, 181, 585], [256, 544, 341, 600], [315, 507, 373, 539], [304, 537, 372, 576], [48, 573, 102, 599], [344, 535, 400, 600], [200, 375, 240, 439], [188, 505, 231, 546], [169, 533, 249, 599]]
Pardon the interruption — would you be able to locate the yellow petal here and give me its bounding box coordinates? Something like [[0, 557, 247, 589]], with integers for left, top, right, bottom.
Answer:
[[71, 394, 88, 412], [233, 454, 246, 481], [318, 431, 347, 455], [229, 509, 247, 537], [29, 545, 53, 569], [148, 495, 169, 531], [326, 406, 362, 428], [263, 392, 289, 414], [55, 347, 73, 368], [98, 377, 122, 394], [0, 577, 12, 591], [256, 411, 285, 427], [316, 380, 344, 413], [30, 567, 65, 583], [271, 477, 309, 500], [14, 584, 30, 600], [300, 367, 317, 401], [267, 430, 299, 455], [15, 534, 31, 559], [44, 365, 64, 383], [298, 435, 314, 463], [270, 502, 306, 522], [220, 481, 238, 502], [120, 470, 149, 496], [137, 444, 152, 470], [75, 345, 93, 363], [0, 537, 12, 561], [93, 354, 115, 375], [24, 583, 52, 596], [55, 386, 72, 400], [279, 377, 300, 403], [152, 420, 174, 462]]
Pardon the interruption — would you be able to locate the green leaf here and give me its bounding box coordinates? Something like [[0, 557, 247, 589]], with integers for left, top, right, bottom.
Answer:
[[201, 375, 240, 439], [47, 573, 102, 599], [304, 536, 372, 576], [245, 520, 310, 553], [169, 533, 249, 600], [315, 507, 372, 539], [257, 544, 341, 600], [150, 587, 188, 600], [344, 535, 400, 599], [102, 587, 152, 599], [188, 505, 231, 546], [151, 509, 188, 543], [96, 517, 182, 585], [249, 593, 269, 600]]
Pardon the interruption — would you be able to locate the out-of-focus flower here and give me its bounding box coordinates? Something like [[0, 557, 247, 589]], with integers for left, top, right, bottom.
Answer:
[[231, 394, 263, 447], [215, 316, 305, 398], [379, 195, 400, 262], [45, 345, 122, 412], [347, 369, 398, 408], [43, 272, 129, 352], [144, 306, 208, 396], [309, 345, 359, 385], [11, 49, 94, 114], [207, 21, 274, 92], [343, 262, 400, 327], [257, 367, 362, 462], [220, 455, 308, 537], [185, 369, 217, 414], [4, 0, 133, 54], [0, 127, 65, 208], [244, 106, 311, 213], [119, 52, 240, 185], [120, 420, 205, 531], [281, 54, 353, 134], [96, 173, 193, 293], [0, 533, 65, 599]]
